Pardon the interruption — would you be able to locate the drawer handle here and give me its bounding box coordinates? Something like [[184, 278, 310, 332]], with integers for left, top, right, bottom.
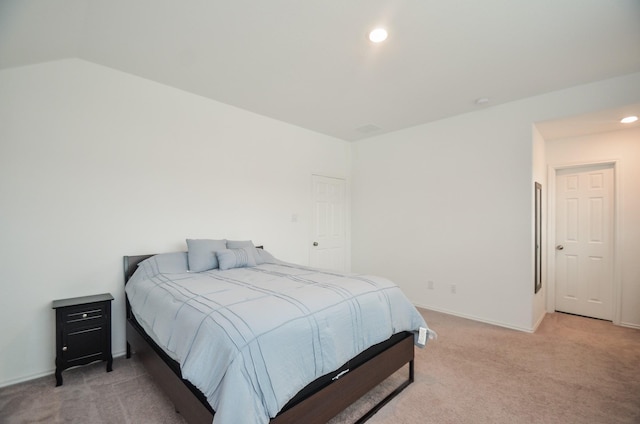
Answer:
[[62, 346, 68, 352], [82, 313, 88, 318]]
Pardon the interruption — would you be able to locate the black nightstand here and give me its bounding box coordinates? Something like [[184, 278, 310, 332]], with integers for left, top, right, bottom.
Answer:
[[52, 293, 114, 386]]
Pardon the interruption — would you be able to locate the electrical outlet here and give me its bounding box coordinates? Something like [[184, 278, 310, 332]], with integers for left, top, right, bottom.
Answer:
[[451, 284, 457, 294], [427, 280, 434, 290]]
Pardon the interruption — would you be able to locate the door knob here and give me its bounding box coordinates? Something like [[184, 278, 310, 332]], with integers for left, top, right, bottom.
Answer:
[[313, 242, 318, 246], [556, 245, 564, 250]]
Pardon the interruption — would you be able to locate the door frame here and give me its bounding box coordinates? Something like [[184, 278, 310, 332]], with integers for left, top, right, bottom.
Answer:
[[309, 173, 351, 271], [546, 160, 622, 324]]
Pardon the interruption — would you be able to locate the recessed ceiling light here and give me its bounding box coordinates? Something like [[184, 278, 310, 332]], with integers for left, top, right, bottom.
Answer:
[[620, 115, 638, 124], [475, 97, 490, 106], [369, 28, 388, 43]]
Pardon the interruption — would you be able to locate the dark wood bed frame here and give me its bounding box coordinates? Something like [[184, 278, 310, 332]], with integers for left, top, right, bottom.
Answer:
[[124, 254, 415, 424]]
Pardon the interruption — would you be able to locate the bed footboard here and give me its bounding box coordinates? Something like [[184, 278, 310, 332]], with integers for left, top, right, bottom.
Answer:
[[127, 314, 413, 424], [272, 334, 414, 424]]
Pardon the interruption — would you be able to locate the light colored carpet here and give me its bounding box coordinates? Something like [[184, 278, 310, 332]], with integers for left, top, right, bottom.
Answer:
[[1, 309, 639, 423], [347, 309, 640, 424]]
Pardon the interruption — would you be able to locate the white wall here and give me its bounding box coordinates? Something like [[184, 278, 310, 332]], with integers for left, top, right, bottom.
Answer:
[[545, 128, 640, 328], [0, 59, 350, 387], [1, 59, 639, 387], [351, 72, 640, 332]]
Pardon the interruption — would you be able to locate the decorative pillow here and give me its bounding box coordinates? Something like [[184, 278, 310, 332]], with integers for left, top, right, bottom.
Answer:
[[139, 251, 189, 274], [186, 238, 227, 272], [227, 239, 264, 265], [216, 247, 258, 270]]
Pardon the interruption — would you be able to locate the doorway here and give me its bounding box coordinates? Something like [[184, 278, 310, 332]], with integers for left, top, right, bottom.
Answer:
[[548, 162, 619, 322], [309, 174, 348, 271]]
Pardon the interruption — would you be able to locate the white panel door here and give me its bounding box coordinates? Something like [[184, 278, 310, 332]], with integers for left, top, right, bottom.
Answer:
[[310, 175, 346, 271], [555, 165, 614, 320]]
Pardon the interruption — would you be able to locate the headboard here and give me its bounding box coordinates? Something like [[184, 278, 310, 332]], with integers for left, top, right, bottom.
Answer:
[[124, 245, 264, 284], [124, 254, 155, 320], [123, 254, 155, 284]]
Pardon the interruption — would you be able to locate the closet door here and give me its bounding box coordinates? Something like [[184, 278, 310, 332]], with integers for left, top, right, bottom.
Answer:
[[555, 164, 614, 320], [310, 175, 347, 271]]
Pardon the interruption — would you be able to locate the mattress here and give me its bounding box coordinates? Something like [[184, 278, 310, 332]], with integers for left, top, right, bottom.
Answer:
[[125, 252, 432, 424]]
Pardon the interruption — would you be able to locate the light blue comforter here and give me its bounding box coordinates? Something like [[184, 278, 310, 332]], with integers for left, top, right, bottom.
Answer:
[[126, 254, 432, 424]]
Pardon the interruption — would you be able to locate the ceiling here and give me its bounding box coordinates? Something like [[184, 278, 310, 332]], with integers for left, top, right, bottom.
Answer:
[[1, 0, 639, 141], [536, 102, 640, 141]]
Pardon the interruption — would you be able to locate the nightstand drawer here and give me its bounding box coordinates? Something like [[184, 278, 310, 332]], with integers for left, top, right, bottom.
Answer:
[[62, 304, 106, 325]]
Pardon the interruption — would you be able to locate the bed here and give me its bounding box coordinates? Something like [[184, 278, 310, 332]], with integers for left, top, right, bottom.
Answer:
[[124, 241, 433, 424]]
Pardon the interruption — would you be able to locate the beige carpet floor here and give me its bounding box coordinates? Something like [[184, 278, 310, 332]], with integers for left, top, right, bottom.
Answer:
[[1, 309, 639, 423]]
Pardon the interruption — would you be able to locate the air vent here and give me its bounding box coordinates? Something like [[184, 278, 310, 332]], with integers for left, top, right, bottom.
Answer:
[[356, 124, 382, 134]]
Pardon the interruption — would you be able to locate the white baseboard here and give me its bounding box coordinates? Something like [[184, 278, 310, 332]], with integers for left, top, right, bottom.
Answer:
[[0, 369, 54, 389], [620, 321, 640, 330], [532, 310, 547, 332], [0, 350, 128, 389]]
